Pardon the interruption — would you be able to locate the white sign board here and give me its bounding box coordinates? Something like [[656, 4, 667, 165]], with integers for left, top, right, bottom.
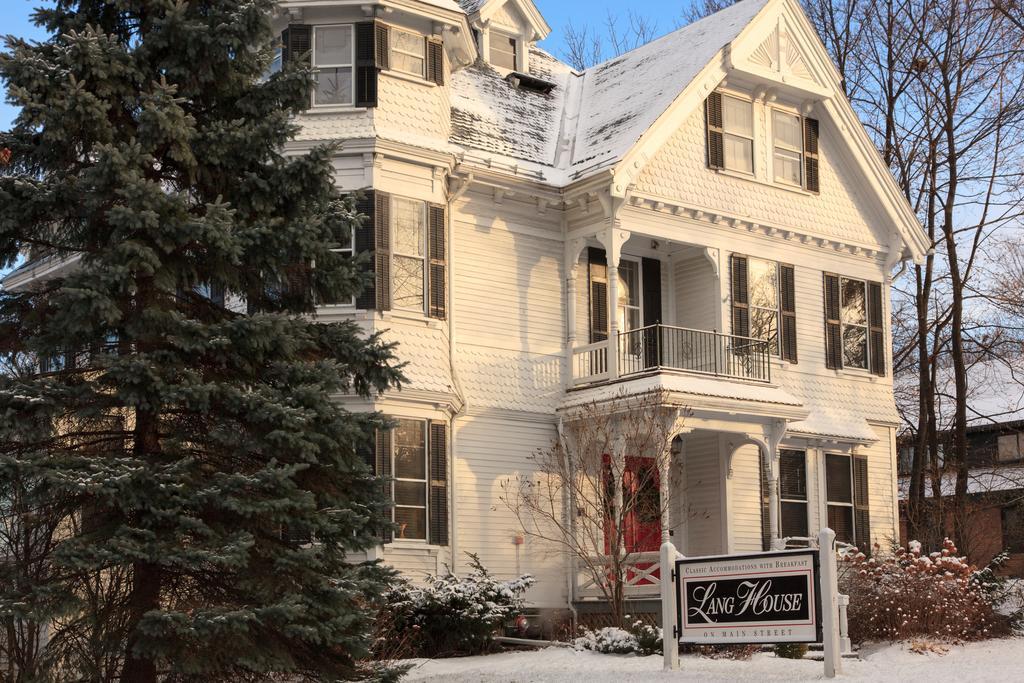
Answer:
[[675, 549, 822, 645]]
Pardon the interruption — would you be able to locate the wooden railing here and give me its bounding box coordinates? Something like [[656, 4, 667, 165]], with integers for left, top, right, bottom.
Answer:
[[575, 551, 662, 599], [570, 341, 610, 387]]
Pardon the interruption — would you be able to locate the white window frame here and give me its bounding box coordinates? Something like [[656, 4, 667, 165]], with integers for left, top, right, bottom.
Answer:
[[490, 29, 519, 71], [391, 196, 428, 315], [747, 257, 782, 357], [321, 226, 356, 308], [825, 453, 856, 545], [312, 24, 355, 108], [390, 26, 426, 78], [839, 276, 869, 370], [771, 108, 804, 187], [617, 257, 644, 334], [722, 93, 755, 175], [392, 418, 429, 542], [779, 449, 809, 539]]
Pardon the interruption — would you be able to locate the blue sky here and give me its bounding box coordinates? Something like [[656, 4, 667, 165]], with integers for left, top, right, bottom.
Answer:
[[0, 0, 693, 130]]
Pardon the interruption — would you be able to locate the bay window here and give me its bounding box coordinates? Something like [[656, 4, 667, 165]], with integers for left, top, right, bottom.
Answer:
[[313, 25, 354, 106], [391, 27, 426, 77], [393, 419, 428, 541], [392, 197, 427, 313]]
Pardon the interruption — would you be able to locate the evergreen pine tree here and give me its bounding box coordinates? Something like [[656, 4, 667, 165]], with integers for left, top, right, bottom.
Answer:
[[0, 1, 402, 680]]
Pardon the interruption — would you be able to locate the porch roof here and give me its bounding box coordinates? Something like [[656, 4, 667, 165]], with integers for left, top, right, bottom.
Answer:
[[787, 410, 880, 444]]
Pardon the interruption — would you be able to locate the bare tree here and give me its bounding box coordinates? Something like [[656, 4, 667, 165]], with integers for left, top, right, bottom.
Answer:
[[500, 392, 686, 627], [562, 10, 659, 70]]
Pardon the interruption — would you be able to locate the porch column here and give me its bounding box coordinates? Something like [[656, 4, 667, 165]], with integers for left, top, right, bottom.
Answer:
[[765, 420, 787, 550], [597, 227, 630, 381]]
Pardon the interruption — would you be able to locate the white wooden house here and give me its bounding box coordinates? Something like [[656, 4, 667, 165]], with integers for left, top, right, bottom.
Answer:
[[5, 0, 931, 612]]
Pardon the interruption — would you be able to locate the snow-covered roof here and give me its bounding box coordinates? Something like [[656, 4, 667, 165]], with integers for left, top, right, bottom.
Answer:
[[568, 0, 769, 175], [448, 0, 771, 183], [420, 0, 467, 12], [788, 411, 879, 443], [898, 466, 1024, 499]]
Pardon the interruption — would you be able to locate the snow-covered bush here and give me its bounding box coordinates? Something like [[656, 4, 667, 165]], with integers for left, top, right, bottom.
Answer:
[[840, 538, 1010, 643], [573, 620, 662, 656], [374, 553, 534, 658]]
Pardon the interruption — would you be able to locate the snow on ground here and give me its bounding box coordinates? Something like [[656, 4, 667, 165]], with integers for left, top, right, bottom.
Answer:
[[401, 638, 1024, 683]]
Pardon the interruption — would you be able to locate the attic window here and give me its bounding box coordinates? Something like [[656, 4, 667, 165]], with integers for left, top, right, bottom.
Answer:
[[491, 31, 518, 70], [506, 72, 555, 94]]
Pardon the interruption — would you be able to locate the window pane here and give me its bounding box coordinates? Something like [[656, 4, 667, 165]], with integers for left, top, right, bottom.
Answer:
[[724, 134, 753, 173], [774, 149, 802, 185], [828, 505, 854, 544], [395, 507, 426, 540], [393, 256, 425, 311], [618, 261, 639, 306], [773, 110, 802, 149], [843, 324, 867, 369], [394, 420, 426, 479], [315, 26, 352, 66], [826, 454, 852, 503], [314, 68, 352, 105], [392, 29, 425, 57], [748, 259, 778, 308], [780, 450, 807, 500], [841, 279, 866, 326], [723, 95, 753, 135], [782, 501, 808, 538], [393, 53, 424, 76], [491, 33, 517, 70], [395, 481, 427, 506], [750, 307, 779, 353], [393, 199, 425, 256]]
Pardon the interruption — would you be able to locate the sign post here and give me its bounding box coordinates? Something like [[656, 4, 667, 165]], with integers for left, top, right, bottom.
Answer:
[[660, 540, 680, 671], [667, 529, 844, 679]]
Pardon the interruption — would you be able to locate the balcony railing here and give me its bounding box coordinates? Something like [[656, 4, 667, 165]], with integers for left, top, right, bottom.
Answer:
[[571, 324, 772, 387], [619, 324, 772, 382]]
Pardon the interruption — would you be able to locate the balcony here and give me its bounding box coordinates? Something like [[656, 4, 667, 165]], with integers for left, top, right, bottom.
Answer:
[[570, 324, 772, 388]]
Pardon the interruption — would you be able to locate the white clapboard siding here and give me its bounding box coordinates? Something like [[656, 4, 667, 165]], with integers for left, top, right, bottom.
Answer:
[[682, 432, 724, 556], [672, 249, 718, 331], [453, 413, 566, 607], [730, 442, 765, 553]]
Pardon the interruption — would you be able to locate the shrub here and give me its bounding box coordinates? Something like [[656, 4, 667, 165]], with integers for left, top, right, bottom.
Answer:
[[374, 554, 534, 659], [678, 643, 761, 660], [573, 620, 663, 656], [774, 642, 808, 659], [839, 538, 1010, 643]]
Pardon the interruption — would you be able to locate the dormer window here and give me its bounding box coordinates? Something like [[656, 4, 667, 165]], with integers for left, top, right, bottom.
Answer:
[[490, 31, 518, 70], [391, 27, 426, 77]]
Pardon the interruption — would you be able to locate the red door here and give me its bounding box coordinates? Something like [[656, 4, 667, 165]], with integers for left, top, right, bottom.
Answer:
[[604, 456, 662, 585]]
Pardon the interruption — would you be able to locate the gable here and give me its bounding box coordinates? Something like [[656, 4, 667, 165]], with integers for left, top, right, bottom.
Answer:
[[732, 13, 834, 96], [633, 105, 891, 249]]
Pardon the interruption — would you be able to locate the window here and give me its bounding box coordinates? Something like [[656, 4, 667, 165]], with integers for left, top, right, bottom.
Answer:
[[826, 454, 855, 544], [313, 25, 354, 106], [840, 278, 868, 369], [748, 257, 781, 355], [320, 224, 356, 307], [490, 31, 518, 70], [773, 110, 803, 186], [998, 433, 1024, 463], [392, 197, 427, 313], [722, 95, 754, 174], [393, 419, 428, 541], [780, 450, 808, 539], [1002, 504, 1024, 554], [391, 28, 425, 77], [617, 259, 642, 333]]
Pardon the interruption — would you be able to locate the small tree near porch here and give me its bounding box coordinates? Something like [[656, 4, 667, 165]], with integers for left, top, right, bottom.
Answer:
[[501, 392, 688, 628]]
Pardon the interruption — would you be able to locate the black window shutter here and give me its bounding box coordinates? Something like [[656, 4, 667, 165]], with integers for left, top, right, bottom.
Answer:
[[780, 450, 808, 540], [427, 39, 445, 85], [354, 191, 376, 310], [376, 22, 390, 69], [780, 264, 798, 363], [283, 25, 311, 65], [358, 432, 375, 472], [804, 117, 820, 193], [641, 257, 662, 326], [355, 22, 382, 107], [374, 191, 391, 311], [731, 255, 749, 338], [867, 281, 885, 376], [428, 422, 449, 546], [853, 455, 871, 552], [824, 273, 842, 369], [759, 447, 771, 551], [588, 248, 609, 343], [706, 92, 725, 170], [376, 428, 393, 544], [428, 204, 447, 319]]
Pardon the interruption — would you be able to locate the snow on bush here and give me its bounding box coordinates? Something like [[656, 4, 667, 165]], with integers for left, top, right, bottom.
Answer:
[[573, 620, 663, 656], [374, 553, 535, 659], [840, 538, 1010, 643]]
